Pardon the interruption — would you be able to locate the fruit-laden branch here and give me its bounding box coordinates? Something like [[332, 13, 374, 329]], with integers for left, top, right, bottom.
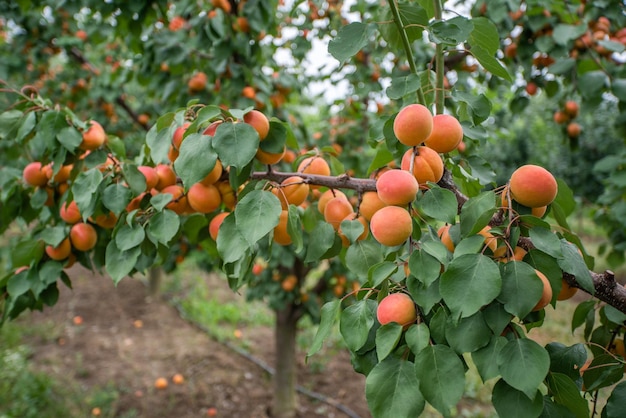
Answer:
[[250, 170, 377, 193], [567, 270, 626, 314]]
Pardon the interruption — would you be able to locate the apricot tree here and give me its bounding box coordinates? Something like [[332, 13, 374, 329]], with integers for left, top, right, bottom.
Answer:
[[1, 1, 626, 418]]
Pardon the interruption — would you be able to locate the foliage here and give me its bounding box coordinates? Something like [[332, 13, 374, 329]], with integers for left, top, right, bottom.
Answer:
[[1, 1, 626, 417]]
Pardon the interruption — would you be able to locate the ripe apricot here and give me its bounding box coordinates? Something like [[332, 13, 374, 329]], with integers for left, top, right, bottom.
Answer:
[[52, 164, 73, 183], [187, 182, 222, 213], [566, 122, 581, 138], [274, 210, 293, 245], [297, 156, 331, 177], [216, 181, 236, 210], [155, 164, 177, 190], [281, 274, 298, 291], [324, 196, 354, 230], [564, 100, 579, 118], [557, 279, 578, 301], [172, 373, 185, 385], [553, 110, 569, 124], [45, 237, 72, 260], [393, 104, 433, 147], [376, 169, 419, 206], [317, 189, 347, 215], [23, 162, 52, 187], [359, 191, 386, 221], [209, 212, 229, 241], [188, 72, 207, 93], [172, 122, 191, 149], [154, 377, 168, 390], [438, 224, 455, 252], [203, 120, 223, 136], [138, 165, 159, 190], [400, 146, 444, 185], [532, 270, 553, 311], [493, 245, 527, 262], [370, 206, 413, 247], [423, 114, 464, 153], [376, 293, 417, 328], [93, 212, 117, 229], [509, 164, 558, 208], [256, 146, 286, 165], [161, 185, 190, 214], [244, 110, 270, 140], [478, 226, 498, 252], [242, 86, 256, 99], [80, 120, 107, 150], [70, 222, 98, 252], [272, 176, 310, 209], [200, 159, 223, 185], [60, 200, 82, 224]]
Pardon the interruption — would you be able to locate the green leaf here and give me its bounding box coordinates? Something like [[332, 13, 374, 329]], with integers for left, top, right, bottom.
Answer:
[[497, 261, 544, 319], [340, 219, 365, 245], [379, 4, 428, 49], [459, 191, 496, 236], [582, 354, 625, 391], [365, 357, 425, 418], [471, 45, 513, 81], [122, 164, 147, 195], [16, 111, 36, 142], [603, 381, 626, 418], [578, 71, 608, 99], [529, 227, 562, 258], [105, 241, 141, 284], [369, 261, 398, 288], [115, 223, 146, 251], [541, 396, 577, 418], [212, 122, 259, 172], [307, 299, 341, 359], [38, 226, 68, 246], [445, 311, 492, 354], [408, 249, 441, 287], [12, 239, 45, 268], [147, 209, 180, 245], [328, 22, 376, 64], [497, 338, 550, 399], [386, 74, 422, 100], [102, 183, 132, 216], [546, 373, 589, 418], [340, 299, 377, 352], [468, 17, 500, 54], [558, 240, 594, 294], [346, 240, 383, 278], [546, 343, 588, 381], [174, 133, 218, 188], [453, 91, 492, 125], [216, 213, 250, 264], [7, 269, 35, 298], [305, 221, 336, 263], [35, 110, 68, 150], [415, 344, 465, 417], [407, 277, 441, 315], [492, 379, 543, 418], [405, 323, 430, 356], [235, 190, 282, 246], [418, 186, 457, 224], [552, 24, 588, 46], [72, 169, 103, 218], [145, 124, 170, 164], [429, 16, 473, 46], [472, 335, 508, 382], [56, 126, 82, 151], [375, 323, 403, 361], [440, 254, 501, 319]]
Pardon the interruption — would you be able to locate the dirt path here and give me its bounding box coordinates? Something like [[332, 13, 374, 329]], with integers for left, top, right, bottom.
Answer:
[[22, 266, 371, 418]]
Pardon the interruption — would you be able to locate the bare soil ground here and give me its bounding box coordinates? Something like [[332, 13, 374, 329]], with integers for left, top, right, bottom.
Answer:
[[21, 266, 371, 418]]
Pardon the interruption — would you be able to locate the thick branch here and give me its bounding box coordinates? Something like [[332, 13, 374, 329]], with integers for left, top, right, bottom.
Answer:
[[566, 270, 626, 314], [250, 170, 377, 193]]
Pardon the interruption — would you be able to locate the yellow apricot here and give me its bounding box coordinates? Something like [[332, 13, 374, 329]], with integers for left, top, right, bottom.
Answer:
[[370, 206, 413, 246], [393, 104, 433, 147]]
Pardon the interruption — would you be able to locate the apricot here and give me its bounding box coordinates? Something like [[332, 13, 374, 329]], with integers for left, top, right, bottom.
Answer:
[[60, 200, 82, 224], [297, 156, 331, 177], [400, 146, 444, 185], [70, 222, 98, 252], [557, 279, 578, 301], [359, 191, 387, 221], [172, 373, 185, 385], [52, 164, 73, 183], [172, 122, 191, 150], [45, 237, 72, 260], [281, 274, 298, 291], [567, 122, 581, 139], [478, 226, 498, 252], [509, 164, 558, 208], [532, 270, 553, 311], [274, 210, 293, 245], [370, 206, 413, 247], [188, 72, 207, 93], [161, 184, 190, 214], [154, 377, 168, 390], [256, 146, 285, 165], [200, 159, 223, 185], [187, 182, 221, 213], [324, 196, 354, 230], [376, 293, 417, 328], [564, 100, 579, 118], [317, 189, 347, 215], [203, 120, 223, 136], [493, 245, 527, 262], [216, 181, 236, 210], [272, 176, 310, 209], [553, 111, 569, 124], [23, 162, 52, 187], [155, 164, 177, 190], [243, 110, 270, 140], [376, 169, 419, 206], [80, 120, 107, 150], [393, 104, 433, 147], [209, 212, 229, 241], [137, 166, 159, 190], [423, 114, 464, 153], [242, 86, 256, 99], [93, 212, 117, 229], [438, 224, 455, 252]]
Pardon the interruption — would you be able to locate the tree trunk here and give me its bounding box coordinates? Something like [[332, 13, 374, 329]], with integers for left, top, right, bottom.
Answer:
[[273, 303, 299, 418]]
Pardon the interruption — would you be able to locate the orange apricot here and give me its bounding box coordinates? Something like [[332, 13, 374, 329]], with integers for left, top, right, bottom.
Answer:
[[532, 270, 553, 311], [567, 122, 581, 138], [423, 114, 464, 153], [370, 206, 413, 247], [272, 176, 310, 209], [200, 159, 223, 185], [45, 237, 72, 260], [161, 184, 190, 214], [203, 120, 223, 136], [23, 162, 52, 187], [274, 210, 293, 245], [393, 104, 433, 147], [375, 169, 419, 206], [400, 146, 444, 185], [80, 120, 107, 150], [187, 182, 222, 213], [478, 226, 498, 252], [243, 110, 270, 140], [438, 224, 455, 252], [209, 212, 229, 241], [564, 100, 579, 118], [216, 181, 236, 210], [172, 122, 191, 150], [154, 377, 168, 390], [256, 146, 286, 165], [317, 189, 347, 215], [52, 164, 73, 183], [155, 164, 177, 190], [93, 211, 117, 229], [509, 164, 558, 208], [359, 191, 387, 221], [297, 156, 331, 177], [557, 279, 578, 301], [376, 293, 417, 328], [60, 200, 82, 224], [188, 72, 207, 93], [281, 274, 298, 292], [70, 222, 98, 252], [137, 166, 159, 190], [493, 245, 527, 262], [324, 196, 354, 230]]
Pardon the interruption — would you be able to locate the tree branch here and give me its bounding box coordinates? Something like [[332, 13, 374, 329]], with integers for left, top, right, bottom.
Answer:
[[250, 170, 377, 193]]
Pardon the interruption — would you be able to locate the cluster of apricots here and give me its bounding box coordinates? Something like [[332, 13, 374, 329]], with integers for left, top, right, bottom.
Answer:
[[553, 100, 582, 139]]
